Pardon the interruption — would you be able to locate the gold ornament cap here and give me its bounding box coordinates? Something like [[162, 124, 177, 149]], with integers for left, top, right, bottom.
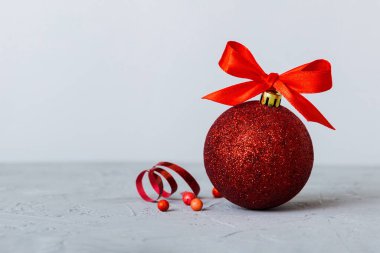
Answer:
[[260, 90, 282, 107]]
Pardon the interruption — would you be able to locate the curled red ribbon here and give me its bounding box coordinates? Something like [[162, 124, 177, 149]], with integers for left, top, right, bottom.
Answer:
[[203, 41, 335, 130], [136, 161, 200, 202]]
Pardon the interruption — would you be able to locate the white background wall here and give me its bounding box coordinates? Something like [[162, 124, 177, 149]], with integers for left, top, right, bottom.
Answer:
[[0, 0, 379, 165]]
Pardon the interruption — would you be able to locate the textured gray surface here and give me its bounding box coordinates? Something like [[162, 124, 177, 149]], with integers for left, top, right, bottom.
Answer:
[[0, 163, 378, 253]]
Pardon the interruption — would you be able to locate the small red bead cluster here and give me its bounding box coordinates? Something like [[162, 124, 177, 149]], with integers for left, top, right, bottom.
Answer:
[[136, 162, 223, 212], [157, 187, 222, 212], [182, 192, 196, 205], [182, 192, 203, 211]]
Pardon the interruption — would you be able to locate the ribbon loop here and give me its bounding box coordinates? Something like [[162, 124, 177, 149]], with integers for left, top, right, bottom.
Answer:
[[136, 161, 201, 202], [203, 41, 335, 130]]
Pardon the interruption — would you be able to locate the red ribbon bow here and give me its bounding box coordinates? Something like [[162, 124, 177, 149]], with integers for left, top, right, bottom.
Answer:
[[202, 41, 335, 130]]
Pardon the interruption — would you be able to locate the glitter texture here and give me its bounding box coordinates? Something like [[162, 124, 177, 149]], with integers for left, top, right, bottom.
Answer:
[[204, 101, 313, 209]]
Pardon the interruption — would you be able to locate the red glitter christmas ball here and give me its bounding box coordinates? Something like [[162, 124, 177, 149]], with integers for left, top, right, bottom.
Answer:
[[204, 100, 313, 209]]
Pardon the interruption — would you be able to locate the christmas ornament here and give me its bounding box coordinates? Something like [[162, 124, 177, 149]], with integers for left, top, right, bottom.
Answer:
[[182, 192, 196, 205], [212, 187, 223, 198], [203, 41, 334, 210], [157, 199, 169, 212], [190, 198, 203, 211]]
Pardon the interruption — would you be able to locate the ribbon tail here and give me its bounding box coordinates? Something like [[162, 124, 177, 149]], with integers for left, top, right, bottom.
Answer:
[[202, 81, 271, 106], [275, 82, 335, 130]]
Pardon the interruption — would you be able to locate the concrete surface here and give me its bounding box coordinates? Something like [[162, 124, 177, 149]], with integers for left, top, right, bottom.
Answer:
[[0, 163, 378, 253]]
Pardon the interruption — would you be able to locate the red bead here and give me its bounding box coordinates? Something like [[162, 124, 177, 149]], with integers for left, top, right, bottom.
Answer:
[[157, 199, 169, 212], [212, 187, 222, 198], [204, 101, 313, 209], [182, 192, 196, 205], [190, 198, 203, 211]]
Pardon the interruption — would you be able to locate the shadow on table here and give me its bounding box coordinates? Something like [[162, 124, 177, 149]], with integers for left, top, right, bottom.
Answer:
[[264, 192, 365, 212]]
